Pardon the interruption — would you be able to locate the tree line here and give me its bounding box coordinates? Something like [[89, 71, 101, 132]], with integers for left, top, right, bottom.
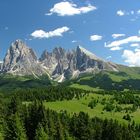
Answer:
[[2, 97, 140, 140], [1, 87, 140, 139], [12, 86, 88, 102]]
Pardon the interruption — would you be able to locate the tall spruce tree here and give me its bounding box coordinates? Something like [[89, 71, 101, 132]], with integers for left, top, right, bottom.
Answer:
[[4, 113, 27, 140], [35, 123, 48, 140]]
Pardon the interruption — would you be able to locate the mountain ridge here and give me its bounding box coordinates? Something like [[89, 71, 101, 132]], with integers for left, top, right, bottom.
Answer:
[[0, 39, 131, 82]]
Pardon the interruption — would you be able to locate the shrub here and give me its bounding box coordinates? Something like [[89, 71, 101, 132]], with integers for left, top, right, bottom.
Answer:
[[103, 103, 115, 112], [88, 99, 97, 109], [123, 114, 131, 121]]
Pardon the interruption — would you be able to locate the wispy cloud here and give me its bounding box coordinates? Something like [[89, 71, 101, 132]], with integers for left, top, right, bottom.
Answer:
[[137, 10, 140, 14], [130, 43, 140, 47], [90, 35, 102, 41], [72, 40, 78, 43], [117, 9, 140, 21], [131, 10, 134, 15], [31, 26, 70, 39], [106, 36, 140, 49], [112, 34, 125, 39], [106, 56, 112, 60], [46, 1, 96, 16], [110, 46, 122, 51]]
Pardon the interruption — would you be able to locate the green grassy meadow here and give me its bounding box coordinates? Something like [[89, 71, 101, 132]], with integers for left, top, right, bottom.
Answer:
[[44, 93, 140, 124]]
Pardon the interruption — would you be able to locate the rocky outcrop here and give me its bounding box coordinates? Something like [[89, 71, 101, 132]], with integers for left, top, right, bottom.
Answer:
[[1, 40, 47, 77], [39, 45, 119, 81]]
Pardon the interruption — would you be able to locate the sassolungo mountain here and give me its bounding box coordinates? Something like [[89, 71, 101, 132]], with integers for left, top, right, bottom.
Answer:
[[0, 39, 140, 91]]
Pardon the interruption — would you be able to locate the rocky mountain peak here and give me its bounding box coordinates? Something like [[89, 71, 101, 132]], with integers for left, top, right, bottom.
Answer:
[[1, 40, 46, 76], [52, 47, 66, 59], [0, 39, 119, 81], [39, 45, 119, 81], [11, 39, 26, 49], [76, 45, 101, 61], [40, 50, 50, 61]]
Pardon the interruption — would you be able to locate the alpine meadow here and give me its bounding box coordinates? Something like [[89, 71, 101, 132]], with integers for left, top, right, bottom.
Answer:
[[1, 0, 140, 140]]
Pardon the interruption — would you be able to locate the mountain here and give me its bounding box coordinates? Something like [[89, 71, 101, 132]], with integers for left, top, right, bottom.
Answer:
[[0, 39, 140, 91], [1, 40, 47, 77], [39, 45, 119, 82], [1, 39, 139, 85], [39, 47, 70, 81], [66, 64, 140, 91]]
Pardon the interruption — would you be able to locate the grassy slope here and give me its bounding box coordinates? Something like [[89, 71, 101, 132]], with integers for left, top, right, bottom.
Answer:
[[67, 66, 140, 91], [69, 84, 101, 91], [118, 65, 140, 79], [44, 93, 140, 124], [0, 65, 140, 92], [0, 74, 53, 93]]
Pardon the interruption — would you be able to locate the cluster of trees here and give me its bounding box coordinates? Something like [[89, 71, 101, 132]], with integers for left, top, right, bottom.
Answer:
[[123, 114, 131, 121], [113, 92, 140, 105], [94, 90, 140, 96], [1, 96, 140, 140], [88, 99, 98, 109], [103, 103, 115, 112], [12, 86, 88, 102], [74, 72, 140, 91], [1, 86, 140, 139], [86, 91, 140, 113]]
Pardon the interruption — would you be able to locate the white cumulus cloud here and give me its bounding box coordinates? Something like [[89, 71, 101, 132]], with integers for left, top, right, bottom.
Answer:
[[90, 35, 102, 41], [122, 49, 140, 66], [31, 26, 70, 39], [135, 48, 140, 52], [106, 36, 140, 49], [130, 43, 140, 47], [46, 1, 96, 16], [112, 34, 125, 39], [110, 46, 122, 51], [117, 10, 125, 16]]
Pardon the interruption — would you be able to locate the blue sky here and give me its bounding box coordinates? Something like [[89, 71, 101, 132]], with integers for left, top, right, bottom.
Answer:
[[1, 0, 140, 66]]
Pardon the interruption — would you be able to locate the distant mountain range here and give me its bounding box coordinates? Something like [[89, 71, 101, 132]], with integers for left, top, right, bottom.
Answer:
[[0, 39, 119, 82]]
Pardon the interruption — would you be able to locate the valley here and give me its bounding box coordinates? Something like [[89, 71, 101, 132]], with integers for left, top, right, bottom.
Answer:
[[0, 40, 140, 139], [1, 0, 140, 139]]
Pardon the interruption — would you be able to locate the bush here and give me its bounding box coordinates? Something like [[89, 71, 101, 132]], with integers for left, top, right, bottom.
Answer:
[[88, 99, 97, 109], [103, 103, 115, 112], [115, 105, 122, 112], [123, 114, 131, 121]]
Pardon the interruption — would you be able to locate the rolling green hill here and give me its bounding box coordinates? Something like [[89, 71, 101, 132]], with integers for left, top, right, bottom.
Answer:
[[44, 93, 140, 124], [0, 74, 52, 93], [67, 66, 140, 91], [1, 65, 140, 92]]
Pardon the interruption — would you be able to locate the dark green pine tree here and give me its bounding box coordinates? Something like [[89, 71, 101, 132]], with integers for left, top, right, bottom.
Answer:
[[64, 131, 74, 140], [55, 118, 65, 140], [7, 96, 20, 115], [25, 100, 47, 140], [4, 113, 27, 140], [47, 111, 57, 139], [35, 123, 48, 140]]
